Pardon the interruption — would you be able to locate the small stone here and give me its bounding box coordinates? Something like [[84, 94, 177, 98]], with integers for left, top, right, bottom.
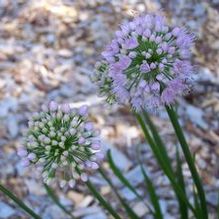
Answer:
[[197, 158, 206, 169], [100, 186, 111, 195], [163, 213, 175, 219], [0, 124, 7, 139], [133, 201, 148, 217], [58, 49, 72, 57], [82, 211, 107, 219], [0, 202, 16, 218], [124, 165, 144, 186], [78, 196, 94, 208], [89, 176, 107, 186], [155, 175, 170, 187], [159, 199, 167, 213], [74, 206, 104, 218], [193, 3, 206, 17], [25, 179, 46, 196], [206, 192, 218, 207], [0, 97, 17, 118], [59, 195, 73, 207], [120, 187, 137, 201], [186, 104, 208, 129], [43, 205, 66, 219], [67, 191, 85, 206], [102, 141, 132, 171], [7, 114, 19, 138]]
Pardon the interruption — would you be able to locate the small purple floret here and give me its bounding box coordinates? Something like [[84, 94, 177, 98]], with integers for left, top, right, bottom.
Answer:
[[49, 101, 58, 111], [78, 105, 88, 116], [17, 148, 28, 157]]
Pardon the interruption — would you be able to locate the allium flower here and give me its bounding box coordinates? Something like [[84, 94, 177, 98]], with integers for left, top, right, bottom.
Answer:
[[93, 14, 194, 111], [18, 101, 104, 188]]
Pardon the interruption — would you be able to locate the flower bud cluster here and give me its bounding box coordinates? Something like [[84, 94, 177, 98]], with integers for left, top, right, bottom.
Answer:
[[92, 61, 116, 104], [94, 14, 194, 111], [18, 101, 104, 188]]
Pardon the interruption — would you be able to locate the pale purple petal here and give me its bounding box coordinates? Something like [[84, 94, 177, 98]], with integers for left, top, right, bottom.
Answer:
[[84, 122, 94, 131], [123, 37, 139, 49], [78, 137, 85, 144], [91, 143, 101, 150], [78, 105, 88, 116], [95, 152, 105, 161], [17, 148, 28, 157], [140, 63, 150, 73], [161, 88, 176, 105], [49, 101, 58, 112], [27, 153, 36, 161], [60, 103, 71, 113]]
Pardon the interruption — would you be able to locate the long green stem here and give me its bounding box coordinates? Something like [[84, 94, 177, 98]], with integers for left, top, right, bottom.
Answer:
[[142, 110, 173, 171], [136, 150, 163, 219], [85, 180, 122, 219], [0, 184, 41, 219], [135, 113, 197, 217], [143, 110, 188, 219], [166, 105, 208, 219], [176, 147, 189, 219]]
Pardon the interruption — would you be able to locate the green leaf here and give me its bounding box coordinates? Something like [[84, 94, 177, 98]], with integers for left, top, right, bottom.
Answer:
[[191, 153, 202, 217], [138, 155, 163, 219], [176, 147, 188, 219], [135, 113, 198, 217], [107, 150, 142, 200], [85, 180, 122, 219], [44, 184, 76, 219], [142, 110, 173, 171], [192, 185, 202, 219], [166, 105, 208, 219], [98, 168, 140, 219], [0, 183, 41, 219], [143, 111, 190, 218]]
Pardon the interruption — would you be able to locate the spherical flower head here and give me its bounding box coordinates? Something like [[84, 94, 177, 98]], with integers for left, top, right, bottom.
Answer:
[[18, 101, 103, 188], [94, 14, 195, 111]]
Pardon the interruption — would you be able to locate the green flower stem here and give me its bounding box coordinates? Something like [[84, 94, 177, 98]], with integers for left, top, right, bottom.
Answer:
[[136, 149, 163, 219], [0, 183, 41, 219], [135, 113, 198, 217], [142, 110, 189, 219], [98, 168, 140, 219], [176, 147, 189, 219], [85, 180, 122, 219], [142, 110, 173, 171], [165, 105, 208, 219]]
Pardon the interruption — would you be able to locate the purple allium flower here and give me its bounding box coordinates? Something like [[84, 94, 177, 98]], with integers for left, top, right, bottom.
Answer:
[[93, 14, 194, 111], [17, 148, 28, 157], [18, 101, 103, 188]]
